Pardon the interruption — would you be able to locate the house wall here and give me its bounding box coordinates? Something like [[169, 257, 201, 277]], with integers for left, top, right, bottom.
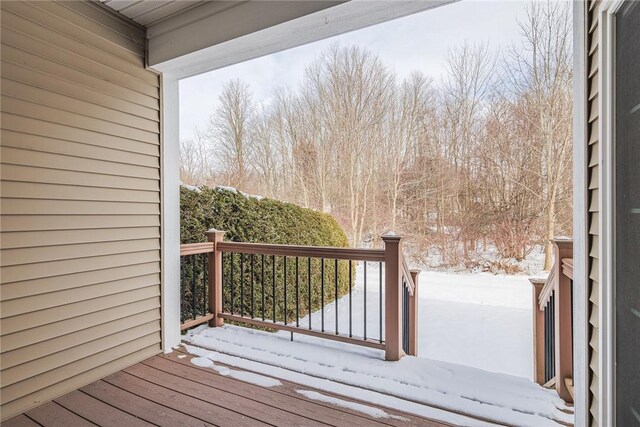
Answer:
[[0, 1, 162, 420], [586, 1, 601, 425]]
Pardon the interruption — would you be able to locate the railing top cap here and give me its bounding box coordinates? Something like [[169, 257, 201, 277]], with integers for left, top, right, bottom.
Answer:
[[553, 237, 573, 243], [205, 228, 226, 234], [381, 231, 401, 241]]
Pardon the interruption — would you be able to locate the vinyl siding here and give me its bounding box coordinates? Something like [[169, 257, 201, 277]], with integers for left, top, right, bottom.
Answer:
[[586, 1, 601, 425], [0, 1, 161, 420]]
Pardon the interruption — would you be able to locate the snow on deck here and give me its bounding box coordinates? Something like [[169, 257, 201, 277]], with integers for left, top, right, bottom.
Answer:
[[183, 269, 571, 426]]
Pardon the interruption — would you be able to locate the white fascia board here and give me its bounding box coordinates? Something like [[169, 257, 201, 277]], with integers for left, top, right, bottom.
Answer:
[[149, 0, 456, 79]]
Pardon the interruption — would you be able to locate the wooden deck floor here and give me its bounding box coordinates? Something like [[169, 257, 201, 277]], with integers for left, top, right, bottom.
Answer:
[[5, 348, 450, 427]]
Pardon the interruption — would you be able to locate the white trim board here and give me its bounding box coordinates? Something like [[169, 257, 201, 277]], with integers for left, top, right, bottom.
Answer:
[[571, 1, 588, 425], [160, 74, 181, 352], [597, 0, 625, 424]]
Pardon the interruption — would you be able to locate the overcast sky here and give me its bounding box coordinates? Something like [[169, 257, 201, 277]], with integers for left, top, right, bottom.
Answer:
[[179, 0, 531, 141]]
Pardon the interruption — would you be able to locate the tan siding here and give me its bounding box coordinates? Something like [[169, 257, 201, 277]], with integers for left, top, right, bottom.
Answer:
[[1, 227, 161, 249], [586, 2, 601, 424], [1, 79, 159, 133], [0, 0, 161, 420], [1, 263, 161, 301], [0, 146, 159, 178], [1, 250, 160, 284], [0, 45, 157, 110], [1, 214, 160, 232], [0, 1, 143, 66], [2, 114, 159, 155], [1, 299, 161, 353], [1, 310, 160, 370], [1, 131, 159, 168], [1, 61, 158, 121]]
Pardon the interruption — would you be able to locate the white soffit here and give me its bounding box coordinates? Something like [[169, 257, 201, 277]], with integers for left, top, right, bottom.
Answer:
[[98, 0, 207, 26]]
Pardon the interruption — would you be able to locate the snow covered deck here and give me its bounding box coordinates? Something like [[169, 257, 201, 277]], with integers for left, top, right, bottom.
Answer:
[[184, 325, 574, 426], [180, 268, 575, 426]]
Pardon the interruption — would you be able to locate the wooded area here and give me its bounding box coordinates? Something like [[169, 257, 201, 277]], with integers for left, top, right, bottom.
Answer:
[[180, 1, 573, 272]]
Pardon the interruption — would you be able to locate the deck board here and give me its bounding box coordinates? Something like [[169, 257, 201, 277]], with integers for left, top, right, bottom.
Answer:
[[56, 390, 153, 427], [2, 414, 43, 427], [25, 401, 95, 426], [5, 351, 451, 427], [81, 380, 213, 427], [104, 370, 263, 426], [165, 348, 434, 427], [148, 354, 388, 427], [124, 362, 327, 426]]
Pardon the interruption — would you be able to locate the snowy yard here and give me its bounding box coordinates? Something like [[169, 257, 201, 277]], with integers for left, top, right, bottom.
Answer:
[[420, 271, 534, 379], [184, 267, 572, 426], [274, 263, 534, 379]]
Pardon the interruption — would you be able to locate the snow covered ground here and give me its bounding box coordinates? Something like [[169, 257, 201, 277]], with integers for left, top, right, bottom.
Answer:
[[420, 271, 534, 379], [183, 267, 571, 426], [274, 263, 535, 379]]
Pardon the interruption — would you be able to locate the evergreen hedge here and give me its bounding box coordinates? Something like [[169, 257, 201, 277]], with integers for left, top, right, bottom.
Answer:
[[180, 186, 352, 325]]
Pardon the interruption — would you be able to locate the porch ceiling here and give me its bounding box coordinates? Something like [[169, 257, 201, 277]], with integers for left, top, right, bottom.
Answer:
[[97, 0, 206, 26]]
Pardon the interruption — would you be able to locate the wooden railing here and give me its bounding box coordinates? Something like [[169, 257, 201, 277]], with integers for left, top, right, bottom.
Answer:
[[180, 229, 420, 361], [529, 239, 573, 403]]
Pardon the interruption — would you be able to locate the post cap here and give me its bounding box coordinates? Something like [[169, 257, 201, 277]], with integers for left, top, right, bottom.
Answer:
[[205, 229, 226, 240], [529, 277, 546, 287], [381, 231, 401, 241]]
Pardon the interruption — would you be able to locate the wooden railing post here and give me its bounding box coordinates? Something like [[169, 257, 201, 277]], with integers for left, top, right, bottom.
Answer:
[[529, 278, 546, 385], [381, 232, 402, 361], [553, 238, 573, 402], [409, 269, 421, 356], [205, 229, 225, 327]]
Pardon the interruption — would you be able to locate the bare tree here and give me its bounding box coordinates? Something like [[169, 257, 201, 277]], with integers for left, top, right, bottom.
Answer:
[[505, 0, 573, 270], [184, 2, 573, 273], [210, 79, 254, 188], [179, 127, 213, 185]]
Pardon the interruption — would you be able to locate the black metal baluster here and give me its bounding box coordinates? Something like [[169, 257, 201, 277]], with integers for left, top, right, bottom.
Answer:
[[203, 253, 208, 317], [308, 257, 312, 330], [296, 257, 300, 327], [379, 262, 383, 343], [349, 260, 352, 337], [284, 256, 288, 325], [272, 255, 276, 323], [321, 258, 325, 332], [364, 261, 367, 340], [250, 254, 255, 319], [180, 256, 186, 321], [262, 254, 266, 320], [402, 282, 409, 354], [221, 252, 225, 313], [192, 255, 197, 320], [545, 300, 552, 382], [551, 292, 555, 379], [230, 253, 235, 315], [335, 259, 339, 335], [240, 253, 244, 317]]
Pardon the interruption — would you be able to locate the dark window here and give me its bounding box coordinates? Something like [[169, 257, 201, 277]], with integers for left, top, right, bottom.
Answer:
[[615, 2, 640, 424]]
